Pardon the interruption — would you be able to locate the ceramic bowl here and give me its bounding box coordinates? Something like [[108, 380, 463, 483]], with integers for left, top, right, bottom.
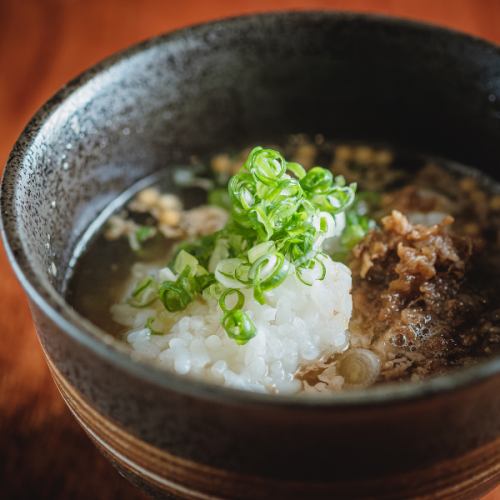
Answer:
[[1, 12, 499, 499]]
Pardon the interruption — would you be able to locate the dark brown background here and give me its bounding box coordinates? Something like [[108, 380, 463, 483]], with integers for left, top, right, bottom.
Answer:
[[0, 1, 498, 498]]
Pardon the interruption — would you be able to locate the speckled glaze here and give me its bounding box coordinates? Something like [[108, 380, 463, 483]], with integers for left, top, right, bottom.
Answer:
[[1, 12, 500, 499]]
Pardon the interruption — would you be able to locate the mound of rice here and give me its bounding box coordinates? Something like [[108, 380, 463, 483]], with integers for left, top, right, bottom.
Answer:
[[112, 257, 352, 394]]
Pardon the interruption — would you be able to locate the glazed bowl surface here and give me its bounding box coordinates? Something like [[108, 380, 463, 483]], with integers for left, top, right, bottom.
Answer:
[[1, 11, 500, 499]]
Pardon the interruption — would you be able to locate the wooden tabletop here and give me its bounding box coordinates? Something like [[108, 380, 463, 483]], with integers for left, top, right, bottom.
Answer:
[[0, 1, 498, 498]]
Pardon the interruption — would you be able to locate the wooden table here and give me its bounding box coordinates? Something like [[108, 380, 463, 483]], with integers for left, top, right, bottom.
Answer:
[[0, 1, 498, 498]]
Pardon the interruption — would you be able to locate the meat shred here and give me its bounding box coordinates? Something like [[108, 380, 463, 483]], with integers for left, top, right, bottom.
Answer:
[[349, 210, 499, 381]]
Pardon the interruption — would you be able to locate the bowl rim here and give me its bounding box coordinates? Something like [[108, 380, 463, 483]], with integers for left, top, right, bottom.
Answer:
[[1, 10, 499, 408]]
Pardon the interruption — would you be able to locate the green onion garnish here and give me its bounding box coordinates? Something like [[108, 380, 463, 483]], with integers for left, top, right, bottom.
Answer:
[[136, 225, 157, 244], [296, 255, 327, 286], [249, 252, 290, 304], [128, 146, 356, 344], [127, 277, 158, 308], [218, 288, 245, 313], [208, 188, 231, 210], [222, 309, 257, 345], [159, 266, 197, 312], [128, 225, 157, 252], [145, 316, 163, 335], [333, 191, 378, 260]]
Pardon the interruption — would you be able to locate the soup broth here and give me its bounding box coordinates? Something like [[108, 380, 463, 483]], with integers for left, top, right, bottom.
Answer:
[[66, 136, 500, 394]]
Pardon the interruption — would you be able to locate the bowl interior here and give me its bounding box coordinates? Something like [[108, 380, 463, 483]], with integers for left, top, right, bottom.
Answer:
[[2, 11, 500, 402]]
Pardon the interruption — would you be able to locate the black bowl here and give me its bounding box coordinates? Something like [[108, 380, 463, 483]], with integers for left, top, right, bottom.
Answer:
[[1, 11, 499, 499]]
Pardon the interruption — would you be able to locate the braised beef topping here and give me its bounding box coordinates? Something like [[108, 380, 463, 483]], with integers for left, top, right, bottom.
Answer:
[[349, 210, 499, 382]]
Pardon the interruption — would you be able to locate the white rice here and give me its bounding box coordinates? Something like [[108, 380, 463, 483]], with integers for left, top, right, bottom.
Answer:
[[112, 257, 352, 394]]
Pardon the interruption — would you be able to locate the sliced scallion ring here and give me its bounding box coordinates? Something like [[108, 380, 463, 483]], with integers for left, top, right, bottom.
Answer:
[[159, 281, 192, 312], [250, 252, 290, 304], [218, 288, 245, 313], [296, 256, 327, 286], [221, 309, 256, 345], [286, 161, 306, 179], [248, 241, 276, 264], [214, 258, 247, 289], [246, 147, 287, 185], [147, 146, 358, 344], [145, 317, 163, 335], [127, 277, 158, 308]]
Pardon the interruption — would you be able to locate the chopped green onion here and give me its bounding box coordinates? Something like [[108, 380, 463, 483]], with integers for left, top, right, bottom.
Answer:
[[340, 212, 376, 250], [218, 289, 245, 313], [135, 146, 357, 344], [173, 250, 199, 276], [315, 212, 335, 236], [170, 233, 218, 270], [229, 173, 257, 213], [300, 167, 334, 194], [136, 225, 157, 244], [234, 261, 252, 285], [333, 190, 379, 259], [286, 161, 306, 179], [146, 317, 163, 335], [214, 258, 247, 289], [267, 178, 303, 202], [250, 252, 290, 304], [248, 241, 276, 264], [159, 267, 195, 312], [195, 272, 216, 291], [221, 309, 256, 345], [296, 257, 327, 286], [208, 237, 230, 272], [245, 147, 286, 185], [202, 282, 225, 301], [159, 282, 192, 312], [208, 188, 231, 210], [127, 277, 158, 308]]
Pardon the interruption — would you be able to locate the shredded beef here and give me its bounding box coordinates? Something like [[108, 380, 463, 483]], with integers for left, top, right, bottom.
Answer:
[[349, 210, 499, 381]]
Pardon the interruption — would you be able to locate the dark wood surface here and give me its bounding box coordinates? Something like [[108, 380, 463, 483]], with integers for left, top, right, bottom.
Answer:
[[0, 1, 498, 498]]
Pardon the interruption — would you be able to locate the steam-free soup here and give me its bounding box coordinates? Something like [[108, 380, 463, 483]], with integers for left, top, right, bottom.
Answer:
[[67, 136, 500, 394]]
